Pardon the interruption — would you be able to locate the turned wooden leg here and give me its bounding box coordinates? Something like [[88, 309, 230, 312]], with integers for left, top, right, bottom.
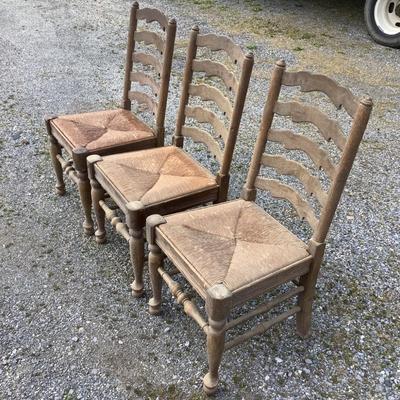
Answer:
[[127, 201, 145, 297], [73, 147, 94, 235], [203, 284, 232, 395], [129, 231, 144, 297], [87, 155, 106, 244], [296, 240, 325, 338], [91, 179, 106, 244], [46, 118, 65, 196], [148, 244, 164, 315], [146, 215, 167, 315]]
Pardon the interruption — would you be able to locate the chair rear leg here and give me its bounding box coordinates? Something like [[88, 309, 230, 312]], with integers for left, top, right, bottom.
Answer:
[[296, 240, 325, 338], [296, 273, 317, 338]]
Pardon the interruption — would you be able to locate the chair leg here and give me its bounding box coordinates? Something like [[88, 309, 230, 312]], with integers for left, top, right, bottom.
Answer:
[[296, 240, 325, 338], [148, 243, 164, 315], [126, 202, 146, 297], [72, 147, 94, 235], [296, 273, 315, 338], [77, 170, 94, 235], [129, 229, 145, 297], [48, 135, 65, 196], [91, 178, 106, 244], [203, 284, 232, 395]]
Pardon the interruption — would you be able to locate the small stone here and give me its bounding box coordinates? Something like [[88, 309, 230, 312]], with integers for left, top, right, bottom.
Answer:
[[303, 368, 310, 374], [92, 337, 98, 343], [275, 357, 283, 363], [164, 327, 171, 333], [71, 336, 79, 342], [264, 375, 270, 381], [305, 359, 312, 365], [184, 341, 190, 347]]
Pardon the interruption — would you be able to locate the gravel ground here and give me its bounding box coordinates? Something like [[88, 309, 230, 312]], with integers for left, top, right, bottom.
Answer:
[[0, 0, 399, 399]]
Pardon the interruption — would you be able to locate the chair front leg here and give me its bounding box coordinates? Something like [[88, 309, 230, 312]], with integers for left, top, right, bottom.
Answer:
[[73, 147, 94, 235], [146, 215, 167, 315], [127, 201, 146, 297], [148, 243, 164, 315], [203, 284, 232, 395], [87, 155, 106, 243], [45, 117, 65, 196]]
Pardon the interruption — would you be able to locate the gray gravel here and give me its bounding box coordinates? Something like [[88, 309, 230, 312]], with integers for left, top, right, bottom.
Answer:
[[0, 0, 399, 399]]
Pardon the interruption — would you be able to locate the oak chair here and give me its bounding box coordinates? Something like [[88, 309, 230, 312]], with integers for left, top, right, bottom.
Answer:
[[45, 2, 176, 235], [88, 27, 254, 297], [145, 60, 373, 394]]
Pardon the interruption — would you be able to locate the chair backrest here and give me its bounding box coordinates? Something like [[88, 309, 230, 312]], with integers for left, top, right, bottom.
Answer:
[[173, 26, 254, 201], [122, 2, 176, 146], [241, 60, 373, 244]]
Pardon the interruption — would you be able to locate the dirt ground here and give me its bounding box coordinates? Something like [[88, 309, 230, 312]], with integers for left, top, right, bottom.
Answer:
[[0, 0, 399, 399]]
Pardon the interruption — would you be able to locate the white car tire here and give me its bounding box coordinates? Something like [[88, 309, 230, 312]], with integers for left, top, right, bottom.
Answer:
[[365, 0, 400, 47]]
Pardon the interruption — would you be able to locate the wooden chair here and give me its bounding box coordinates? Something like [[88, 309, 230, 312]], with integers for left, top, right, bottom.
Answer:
[[45, 2, 176, 235], [145, 60, 373, 394], [88, 27, 254, 297]]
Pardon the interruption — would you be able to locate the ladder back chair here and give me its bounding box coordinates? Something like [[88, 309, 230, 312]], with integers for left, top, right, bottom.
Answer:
[[145, 60, 372, 395], [88, 26, 254, 297], [45, 2, 176, 235]]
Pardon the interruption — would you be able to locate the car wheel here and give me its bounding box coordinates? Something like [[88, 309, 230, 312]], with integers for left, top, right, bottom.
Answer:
[[364, 0, 400, 48]]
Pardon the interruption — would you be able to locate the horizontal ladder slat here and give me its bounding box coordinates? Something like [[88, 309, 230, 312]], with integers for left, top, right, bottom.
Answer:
[[282, 71, 358, 117], [226, 286, 304, 330], [130, 71, 160, 94], [274, 101, 347, 151], [137, 8, 168, 29], [128, 91, 158, 114], [134, 30, 165, 53], [268, 129, 337, 180], [181, 126, 223, 163], [225, 306, 301, 350], [189, 84, 233, 119], [192, 59, 238, 93], [261, 154, 327, 206], [196, 33, 245, 65], [255, 177, 319, 230], [185, 106, 229, 143], [132, 52, 162, 74]]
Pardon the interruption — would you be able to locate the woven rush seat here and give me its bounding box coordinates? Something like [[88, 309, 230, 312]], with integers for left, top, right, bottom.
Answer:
[[159, 199, 310, 293], [50, 109, 155, 153], [94, 146, 217, 206]]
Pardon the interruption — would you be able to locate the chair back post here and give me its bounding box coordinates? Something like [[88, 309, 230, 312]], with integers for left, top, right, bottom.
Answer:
[[313, 97, 372, 243], [155, 18, 177, 147], [216, 52, 254, 202], [241, 59, 286, 201], [173, 26, 199, 148], [122, 1, 139, 110]]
